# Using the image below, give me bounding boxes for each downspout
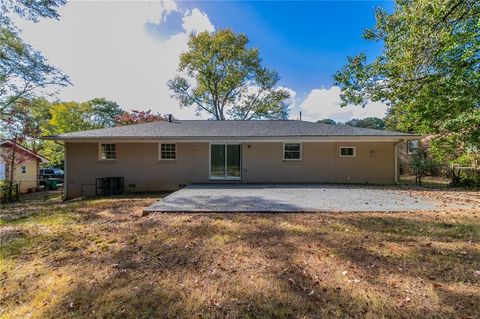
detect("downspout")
[394,139,405,184]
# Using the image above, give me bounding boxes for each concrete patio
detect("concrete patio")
[143,184,458,213]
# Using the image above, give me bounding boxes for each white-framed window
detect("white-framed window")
[283,143,302,161]
[407,140,420,154]
[99,143,116,160]
[21,165,27,174]
[339,146,356,157]
[160,143,176,160]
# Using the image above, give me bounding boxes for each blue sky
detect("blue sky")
[181,1,391,95]
[15,1,393,122]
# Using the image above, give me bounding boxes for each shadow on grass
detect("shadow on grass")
[341,215,480,242]
[2,198,480,318]
[33,216,378,318]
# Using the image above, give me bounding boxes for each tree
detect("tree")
[0,1,66,20]
[168,29,291,120]
[317,119,337,125]
[0,0,69,116]
[88,98,124,128]
[0,105,38,201]
[334,0,480,164]
[344,117,385,130]
[8,98,52,152]
[47,102,95,133]
[410,146,433,186]
[115,110,165,126]
[46,98,123,132]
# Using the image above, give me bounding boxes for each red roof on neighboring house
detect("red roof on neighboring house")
[0,140,49,163]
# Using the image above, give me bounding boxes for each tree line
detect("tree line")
[1,97,166,167]
[317,117,386,130]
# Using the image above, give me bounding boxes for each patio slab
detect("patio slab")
[144,184,464,212]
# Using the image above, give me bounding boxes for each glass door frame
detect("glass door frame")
[209,143,242,180]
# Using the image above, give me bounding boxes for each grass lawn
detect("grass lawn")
[1,191,479,319]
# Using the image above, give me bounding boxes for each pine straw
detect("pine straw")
[0,192,479,319]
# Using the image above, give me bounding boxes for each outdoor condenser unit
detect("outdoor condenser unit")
[95,177,124,196]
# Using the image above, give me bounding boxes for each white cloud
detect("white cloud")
[293,86,389,122]
[160,0,179,21]
[277,86,297,117]
[13,0,214,119]
[182,8,214,34]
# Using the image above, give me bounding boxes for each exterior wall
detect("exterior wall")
[65,142,209,198]
[0,148,39,193]
[65,141,396,199]
[243,142,395,184]
[14,160,38,193]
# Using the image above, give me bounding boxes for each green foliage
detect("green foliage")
[410,147,433,186]
[48,102,96,133]
[168,29,291,120]
[334,0,480,164]
[0,98,124,167]
[317,119,337,125]
[87,98,123,128]
[0,0,66,22]
[344,117,385,130]
[45,98,122,133]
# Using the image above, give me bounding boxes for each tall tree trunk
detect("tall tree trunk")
[7,144,16,202]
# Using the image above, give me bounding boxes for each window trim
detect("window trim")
[339,146,356,157]
[407,140,420,155]
[159,143,177,161]
[98,143,117,161]
[283,142,302,161]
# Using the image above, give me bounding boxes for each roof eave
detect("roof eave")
[0,140,49,163]
[45,135,421,143]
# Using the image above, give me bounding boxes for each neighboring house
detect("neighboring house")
[0,140,49,193]
[45,120,419,199]
[398,140,420,175]
[398,135,436,175]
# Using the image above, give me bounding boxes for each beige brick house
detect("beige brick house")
[46,120,419,199]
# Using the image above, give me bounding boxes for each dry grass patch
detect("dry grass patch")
[0,191,479,318]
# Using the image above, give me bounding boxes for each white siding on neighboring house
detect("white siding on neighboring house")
[0,158,5,180]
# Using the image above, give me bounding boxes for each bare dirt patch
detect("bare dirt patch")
[1,190,479,318]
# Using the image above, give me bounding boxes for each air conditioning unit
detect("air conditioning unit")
[95,177,124,196]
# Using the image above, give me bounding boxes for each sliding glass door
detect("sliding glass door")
[210,144,241,180]
[210,145,226,178]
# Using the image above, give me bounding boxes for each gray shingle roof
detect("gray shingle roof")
[45,120,417,140]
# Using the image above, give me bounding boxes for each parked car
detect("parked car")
[39,168,64,186]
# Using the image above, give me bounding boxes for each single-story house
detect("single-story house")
[0,140,49,193]
[45,120,419,199]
